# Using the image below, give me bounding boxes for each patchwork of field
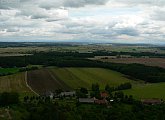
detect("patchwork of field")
[0,73,31,93]
[27,68,135,94]
[0,45,165,56]
[124,83,165,99]
[0,67,165,99]
[93,58,165,68]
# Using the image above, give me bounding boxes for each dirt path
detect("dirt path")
[25,71,39,96]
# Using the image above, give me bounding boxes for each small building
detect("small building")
[60,91,76,97]
[141,99,163,105]
[94,99,108,105]
[79,98,95,103]
[101,92,109,98]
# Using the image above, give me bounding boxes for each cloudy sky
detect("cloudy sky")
[0,0,165,44]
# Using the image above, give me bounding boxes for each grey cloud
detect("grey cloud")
[6,28,19,32]
[0,0,20,9]
[113,0,165,6]
[0,0,109,10]
[63,0,108,8]
[151,9,165,21]
[114,27,139,36]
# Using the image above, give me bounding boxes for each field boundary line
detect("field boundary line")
[25,71,39,96]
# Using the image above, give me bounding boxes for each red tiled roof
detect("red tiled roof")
[101,92,109,98]
[95,99,107,104]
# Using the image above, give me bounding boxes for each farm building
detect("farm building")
[94,99,108,105]
[79,98,95,103]
[141,99,163,105]
[101,92,109,98]
[60,91,76,97]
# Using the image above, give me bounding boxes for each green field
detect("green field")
[0,68,19,75]
[51,67,135,89]
[123,83,165,99]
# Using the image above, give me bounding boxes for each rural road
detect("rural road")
[25,71,39,96]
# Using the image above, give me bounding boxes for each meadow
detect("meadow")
[51,67,135,89]
[123,83,165,99]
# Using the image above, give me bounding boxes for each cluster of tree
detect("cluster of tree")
[90,83,101,99]
[23,96,53,103]
[1,92,164,120]
[1,51,165,67]
[105,82,132,93]
[76,87,88,98]
[112,91,134,104]
[19,66,39,72]
[0,92,19,106]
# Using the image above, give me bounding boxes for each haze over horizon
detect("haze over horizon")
[0,0,165,44]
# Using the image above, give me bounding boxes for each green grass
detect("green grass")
[123,83,165,99]
[0,68,19,74]
[51,67,135,89]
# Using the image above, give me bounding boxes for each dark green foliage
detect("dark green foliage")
[0,92,19,106]
[116,82,132,90]
[9,99,165,120]
[80,87,88,94]
[92,83,100,92]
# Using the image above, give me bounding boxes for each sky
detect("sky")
[0,0,165,44]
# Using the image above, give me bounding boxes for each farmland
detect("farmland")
[0,43,165,57]
[0,66,165,100]
[27,67,135,94]
[26,67,165,99]
[124,83,165,99]
[92,57,165,69]
[0,72,31,93]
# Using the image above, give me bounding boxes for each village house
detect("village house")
[94,99,108,105]
[78,98,95,103]
[100,92,109,98]
[60,91,76,97]
[141,99,163,105]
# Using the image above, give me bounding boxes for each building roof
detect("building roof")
[101,92,109,98]
[60,91,76,96]
[141,99,163,105]
[95,99,108,104]
[79,98,95,103]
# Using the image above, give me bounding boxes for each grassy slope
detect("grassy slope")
[51,67,135,89]
[123,83,165,99]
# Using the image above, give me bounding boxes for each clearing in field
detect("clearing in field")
[27,67,135,94]
[123,83,165,99]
